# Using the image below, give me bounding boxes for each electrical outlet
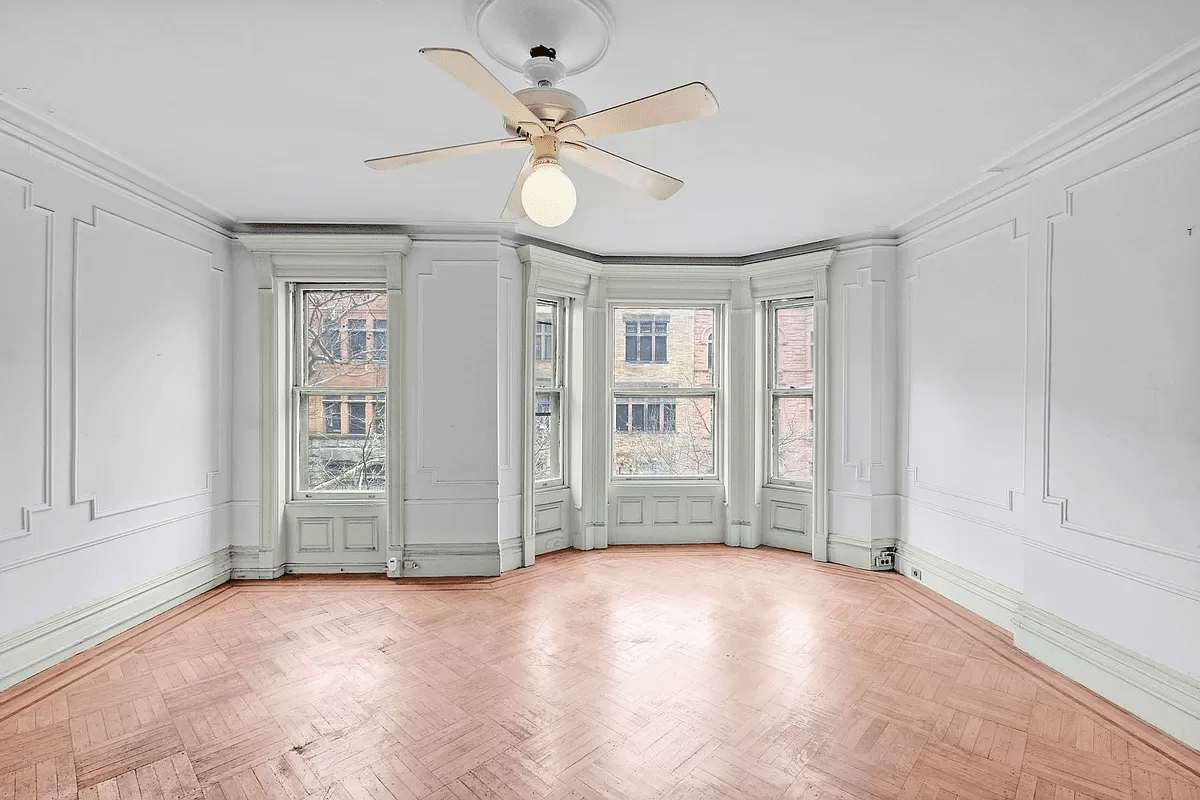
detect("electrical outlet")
[911,567,922,580]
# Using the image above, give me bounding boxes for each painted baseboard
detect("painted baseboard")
[828,534,895,571]
[282,563,386,575]
[893,541,1021,631]
[0,550,231,691]
[1014,602,1200,751]
[400,542,502,577]
[500,537,524,573]
[230,545,285,580]
[894,540,1200,752]
[608,527,724,545]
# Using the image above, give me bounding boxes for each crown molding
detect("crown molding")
[0,95,236,237]
[897,36,1200,243]
[237,233,413,255]
[234,220,519,244]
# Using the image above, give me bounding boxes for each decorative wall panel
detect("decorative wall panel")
[907,221,1026,508]
[1045,135,1200,550]
[343,517,379,552]
[0,171,53,540]
[413,262,499,486]
[297,518,334,552]
[73,210,221,518]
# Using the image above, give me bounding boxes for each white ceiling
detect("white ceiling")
[2,1,1199,256]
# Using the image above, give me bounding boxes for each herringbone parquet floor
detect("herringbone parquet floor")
[1,546,1197,799]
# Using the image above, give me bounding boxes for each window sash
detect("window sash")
[293,285,388,499]
[534,299,565,488]
[767,297,816,487]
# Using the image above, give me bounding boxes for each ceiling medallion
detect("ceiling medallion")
[469,0,615,78]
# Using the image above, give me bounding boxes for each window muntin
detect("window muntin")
[612,307,719,478]
[769,301,815,485]
[534,299,564,485]
[295,288,387,498]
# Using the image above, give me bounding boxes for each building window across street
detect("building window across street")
[624,313,668,363]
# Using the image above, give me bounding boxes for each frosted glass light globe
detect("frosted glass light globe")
[521,162,577,227]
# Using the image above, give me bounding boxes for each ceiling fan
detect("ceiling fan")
[365,45,719,227]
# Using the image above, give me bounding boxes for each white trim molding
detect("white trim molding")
[894,540,1200,751]
[893,541,1021,631]
[0,168,54,542]
[1014,602,1200,751]
[400,541,512,578]
[0,549,231,691]
[236,234,411,577]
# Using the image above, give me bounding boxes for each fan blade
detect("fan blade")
[557,82,718,141]
[420,48,547,135]
[364,138,524,170]
[561,142,683,200]
[500,155,534,220]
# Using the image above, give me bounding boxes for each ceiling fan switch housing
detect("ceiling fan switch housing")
[522,55,567,88]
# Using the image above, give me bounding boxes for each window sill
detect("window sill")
[290,495,385,504]
[764,481,814,492]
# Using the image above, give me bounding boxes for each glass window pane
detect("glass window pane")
[774,396,814,482]
[534,392,561,482]
[775,305,814,389]
[372,320,387,361]
[613,395,714,476]
[301,393,386,491]
[631,403,645,431]
[323,397,341,433]
[615,401,628,432]
[347,395,367,435]
[613,308,714,388]
[347,319,367,361]
[303,290,387,388]
[535,302,557,387]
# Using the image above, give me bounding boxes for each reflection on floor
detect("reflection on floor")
[1,545,1197,799]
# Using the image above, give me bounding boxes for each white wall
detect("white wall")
[0,108,234,688]
[894,58,1200,746]
[399,238,524,573]
[826,243,900,567]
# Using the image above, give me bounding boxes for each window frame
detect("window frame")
[767,297,815,488]
[291,284,388,501]
[610,304,722,481]
[533,297,567,490]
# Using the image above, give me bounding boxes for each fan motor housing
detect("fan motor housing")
[506,87,587,134]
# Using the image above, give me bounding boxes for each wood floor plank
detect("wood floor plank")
[0,547,1195,799]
